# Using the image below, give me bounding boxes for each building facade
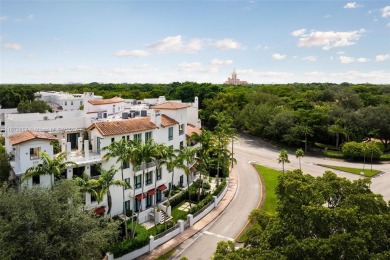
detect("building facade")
[4,95,201,223]
[224,69,248,85]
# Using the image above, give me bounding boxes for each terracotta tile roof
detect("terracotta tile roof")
[8,131,57,145]
[88,97,124,105]
[161,114,178,127]
[186,124,202,137]
[151,102,189,110]
[88,117,158,136]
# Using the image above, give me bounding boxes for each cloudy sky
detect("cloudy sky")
[1,0,389,84]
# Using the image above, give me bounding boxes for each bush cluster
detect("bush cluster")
[342,141,382,160]
[109,224,150,257]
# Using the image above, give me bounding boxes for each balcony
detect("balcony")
[64,150,103,165]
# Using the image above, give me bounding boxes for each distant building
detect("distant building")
[224,69,248,85]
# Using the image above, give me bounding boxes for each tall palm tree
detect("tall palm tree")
[73,172,99,211]
[102,139,133,239]
[295,148,304,171]
[178,146,196,207]
[91,165,130,215]
[23,151,77,186]
[294,124,313,153]
[132,139,157,212]
[328,124,347,150]
[165,148,185,207]
[278,149,290,174]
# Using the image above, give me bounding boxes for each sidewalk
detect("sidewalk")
[138,168,238,259]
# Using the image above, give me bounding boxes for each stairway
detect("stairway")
[160,210,172,224]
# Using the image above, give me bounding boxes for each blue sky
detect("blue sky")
[1,0,389,84]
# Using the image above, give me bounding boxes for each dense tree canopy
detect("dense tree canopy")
[1,82,389,151]
[0,180,119,259]
[214,170,390,259]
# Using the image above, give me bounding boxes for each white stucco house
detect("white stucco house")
[4,94,201,223]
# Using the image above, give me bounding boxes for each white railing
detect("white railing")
[109,179,229,260]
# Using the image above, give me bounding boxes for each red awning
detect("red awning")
[135,193,147,200]
[148,189,155,196]
[158,184,167,191]
[95,206,105,215]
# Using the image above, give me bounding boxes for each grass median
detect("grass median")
[318,164,381,177]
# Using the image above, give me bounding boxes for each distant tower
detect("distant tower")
[224,69,248,85]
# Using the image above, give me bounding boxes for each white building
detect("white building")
[5,95,201,223]
[36,91,102,111]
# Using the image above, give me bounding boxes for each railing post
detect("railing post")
[213,196,218,208]
[66,142,71,160]
[178,219,184,233]
[149,235,155,251]
[187,214,193,226]
[105,252,114,260]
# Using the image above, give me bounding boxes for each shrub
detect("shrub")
[110,224,150,257]
[212,179,227,197]
[342,141,382,160]
[322,150,346,159]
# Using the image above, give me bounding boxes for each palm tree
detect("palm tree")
[295,148,304,171]
[91,165,130,215]
[165,148,185,208]
[23,151,77,186]
[73,172,99,211]
[328,124,347,150]
[294,124,313,153]
[178,146,196,207]
[102,139,133,238]
[278,149,290,174]
[132,139,157,212]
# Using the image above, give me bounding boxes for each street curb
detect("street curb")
[137,168,239,259]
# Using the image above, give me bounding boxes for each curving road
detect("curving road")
[171,133,390,259]
[172,138,261,259]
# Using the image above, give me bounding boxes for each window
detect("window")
[111,137,115,143]
[156,168,162,180]
[71,101,73,105]
[127,135,130,141]
[80,101,83,105]
[179,124,184,135]
[91,192,97,203]
[90,164,100,178]
[156,190,162,202]
[124,200,131,211]
[122,136,125,140]
[124,178,130,190]
[145,131,152,142]
[32,175,40,185]
[134,133,142,142]
[168,127,173,140]
[134,175,141,189]
[30,147,41,160]
[180,141,184,149]
[123,161,130,169]
[134,198,140,212]
[179,175,184,186]
[145,171,153,185]
[64,101,67,106]
[146,194,152,208]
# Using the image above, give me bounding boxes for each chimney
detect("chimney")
[150,109,161,127]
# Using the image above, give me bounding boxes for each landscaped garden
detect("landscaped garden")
[318,164,381,177]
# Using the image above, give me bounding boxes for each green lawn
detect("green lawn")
[318,164,381,177]
[255,165,281,214]
[171,201,188,221]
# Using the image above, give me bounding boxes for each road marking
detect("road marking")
[234,164,263,241]
[203,231,234,241]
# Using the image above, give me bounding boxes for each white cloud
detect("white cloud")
[3,43,22,50]
[305,71,326,77]
[212,38,243,50]
[344,2,361,9]
[210,59,233,65]
[302,56,317,62]
[330,70,390,82]
[376,54,390,61]
[387,22,390,27]
[382,6,390,17]
[254,45,269,50]
[293,29,366,50]
[114,49,151,57]
[27,14,34,21]
[291,28,306,37]
[147,35,202,53]
[0,16,8,21]
[337,51,345,55]
[339,55,370,63]
[272,53,286,60]
[324,14,331,18]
